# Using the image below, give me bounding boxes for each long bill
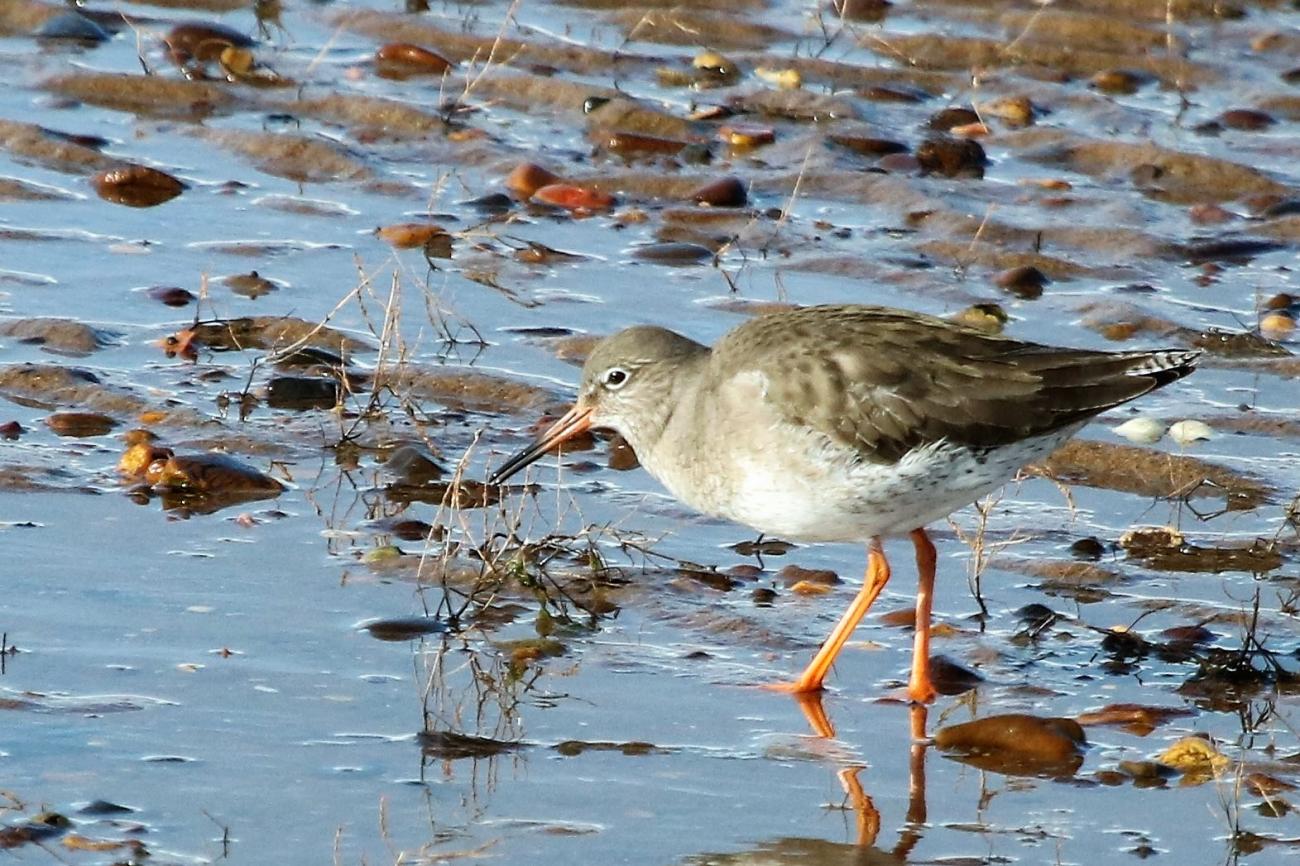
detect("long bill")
[488,403,594,485]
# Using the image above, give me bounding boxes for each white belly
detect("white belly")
[663,429,1077,543]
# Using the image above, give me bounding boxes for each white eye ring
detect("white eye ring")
[602,367,630,389]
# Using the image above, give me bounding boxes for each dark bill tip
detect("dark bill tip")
[488,406,593,485]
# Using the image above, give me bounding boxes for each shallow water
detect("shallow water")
[2,0,1299,863]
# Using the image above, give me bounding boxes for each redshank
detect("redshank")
[489,305,1200,702]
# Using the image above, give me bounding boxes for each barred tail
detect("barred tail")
[1125,349,1202,387]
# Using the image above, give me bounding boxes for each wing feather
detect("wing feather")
[708,306,1198,464]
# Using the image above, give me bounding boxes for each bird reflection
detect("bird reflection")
[787,692,929,856]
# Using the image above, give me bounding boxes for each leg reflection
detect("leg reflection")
[896,703,929,859]
[788,691,930,852]
[836,765,881,848]
[791,690,837,739]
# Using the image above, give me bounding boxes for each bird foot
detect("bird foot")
[759,680,825,695]
[757,685,836,738]
[879,683,937,705]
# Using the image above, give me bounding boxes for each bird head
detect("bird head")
[488,326,706,484]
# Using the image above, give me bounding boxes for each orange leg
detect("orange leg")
[907,529,938,704]
[777,537,891,694]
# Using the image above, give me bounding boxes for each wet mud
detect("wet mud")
[2,0,1298,864]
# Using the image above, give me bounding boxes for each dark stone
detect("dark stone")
[916,137,986,178]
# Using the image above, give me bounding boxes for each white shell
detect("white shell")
[1113,417,1166,444]
[1168,419,1213,446]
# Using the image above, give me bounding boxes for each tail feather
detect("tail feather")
[1125,348,1202,386]
[998,346,1202,431]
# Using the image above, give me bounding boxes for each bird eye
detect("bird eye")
[602,367,629,389]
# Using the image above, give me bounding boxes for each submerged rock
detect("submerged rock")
[935,714,1086,777]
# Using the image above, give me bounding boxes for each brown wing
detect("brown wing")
[710,305,1199,464]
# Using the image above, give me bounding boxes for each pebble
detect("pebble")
[831,0,892,22]
[375,223,450,249]
[164,22,254,65]
[948,121,990,138]
[631,242,714,265]
[532,184,616,213]
[994,265,1049,299]
[777,564,840,586]
[1069,537,1107,560]
[690,176,747,207]
[927,107,979,132]
[915,137,986,178]
[977,95,1034,127]
[375,43,452,76]
[223,271,277,298]
[1113,417,1166,444]
[693,50,739,79]
[600,131,689,158]
[1167,419,1213,446]
[92,165,186,208]
[950,303,1007,334]
[1188,203,1234,225]
[147,286,197,307]
[1090,69,1149,95]
[754,67,801,89]
[934,714,1086,773]
[1219,109,1274,131]
[1259,312,1295,341]
[266,376,340,411]
[929,656,982,695]
[862,85,927,103]
[45,411,117,437]
[1016,603,1057,627]
[719,124,775,147]
[36,12,110,42]
[505,162,561,198]
[828,133,908,157]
